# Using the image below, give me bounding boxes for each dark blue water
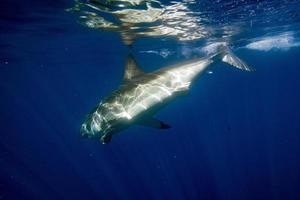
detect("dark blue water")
[1,0,300,199]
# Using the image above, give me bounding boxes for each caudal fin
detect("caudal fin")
[217,46,254,71]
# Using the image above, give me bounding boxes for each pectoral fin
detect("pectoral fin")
[138,117,171,129]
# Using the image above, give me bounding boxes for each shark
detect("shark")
[80,44,253,144]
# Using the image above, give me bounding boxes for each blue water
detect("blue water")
[1,0,300,199]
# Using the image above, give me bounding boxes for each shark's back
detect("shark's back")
[99,57,213,123]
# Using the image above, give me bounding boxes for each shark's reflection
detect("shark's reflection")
[68,0,210,45]
[81,44,253,144]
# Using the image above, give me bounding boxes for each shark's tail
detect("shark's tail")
[214,45,254,71]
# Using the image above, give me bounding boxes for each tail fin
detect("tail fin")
[216,46,254,71]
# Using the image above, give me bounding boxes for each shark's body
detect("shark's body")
[81,46,252,143]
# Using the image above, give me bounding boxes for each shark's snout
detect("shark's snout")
[80,123,94,139]
[80,124,89,138]
[80,131,89,138]
[80,120,103,139]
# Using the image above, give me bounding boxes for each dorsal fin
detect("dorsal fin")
[124,54,145,81]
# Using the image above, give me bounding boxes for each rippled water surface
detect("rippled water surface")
[68,0,300,47]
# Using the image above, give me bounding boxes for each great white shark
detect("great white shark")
[81,45,253,144]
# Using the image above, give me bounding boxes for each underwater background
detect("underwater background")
[1,0,300,199]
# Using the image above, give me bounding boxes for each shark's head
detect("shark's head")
[80,102,120,142]
[80,109,106,139]
[80,105,127,144]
